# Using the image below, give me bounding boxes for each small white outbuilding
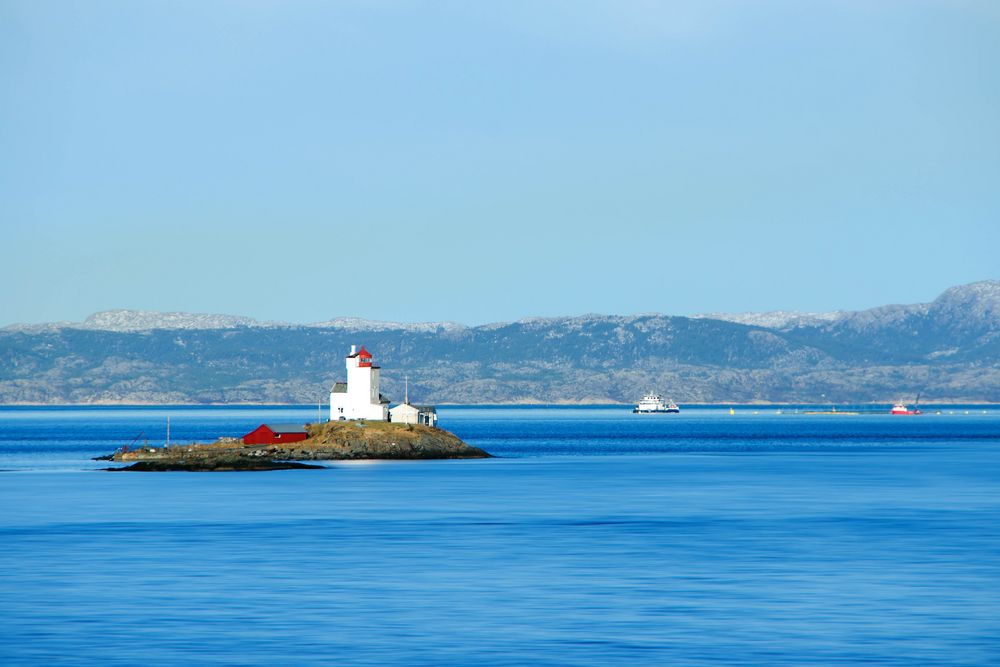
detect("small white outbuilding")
[389,402,438,427]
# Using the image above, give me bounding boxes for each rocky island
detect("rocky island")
[104,420,490,472]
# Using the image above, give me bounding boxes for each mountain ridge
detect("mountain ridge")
[1,281,997,404]
[6,280,998,335]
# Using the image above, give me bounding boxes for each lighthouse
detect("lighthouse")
[329,345,390,421]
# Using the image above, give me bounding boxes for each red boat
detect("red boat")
[890,402,922,415]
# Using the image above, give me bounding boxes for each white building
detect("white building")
[388,402,438,427]
[329,345,390,421]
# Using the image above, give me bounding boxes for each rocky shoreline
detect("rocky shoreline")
[105,460,326,472]
[102,420,490,472]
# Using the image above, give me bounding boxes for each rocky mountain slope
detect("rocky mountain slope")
[1,281,998,404]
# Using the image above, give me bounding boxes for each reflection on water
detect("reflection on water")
[1,406,999,665]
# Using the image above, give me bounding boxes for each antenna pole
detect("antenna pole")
[405,375,409,404]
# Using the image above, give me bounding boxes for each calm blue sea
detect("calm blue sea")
[2,405,999,666]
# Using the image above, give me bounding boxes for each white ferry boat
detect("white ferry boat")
[633,394,680,414]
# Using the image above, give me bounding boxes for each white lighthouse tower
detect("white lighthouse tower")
[329,345,389,421]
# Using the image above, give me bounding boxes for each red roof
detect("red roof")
[358,346,372,359]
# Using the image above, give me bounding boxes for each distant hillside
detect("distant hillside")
[1,281,998,404]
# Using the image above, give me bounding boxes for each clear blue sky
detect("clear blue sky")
[2,1,998,326]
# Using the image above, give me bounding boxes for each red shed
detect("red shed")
[242,423,309,445]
